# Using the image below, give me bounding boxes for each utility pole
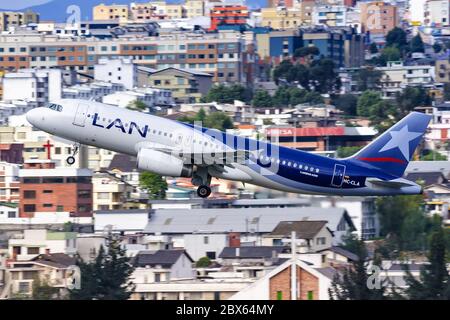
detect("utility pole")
[291,231,297,300]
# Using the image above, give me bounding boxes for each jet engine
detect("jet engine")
[137,148,193,177]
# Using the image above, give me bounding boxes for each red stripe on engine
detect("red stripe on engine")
[358,157,406,164]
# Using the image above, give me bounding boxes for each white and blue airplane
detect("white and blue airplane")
[26,99,432,198]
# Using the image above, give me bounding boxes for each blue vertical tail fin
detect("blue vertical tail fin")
[347,112,432,178]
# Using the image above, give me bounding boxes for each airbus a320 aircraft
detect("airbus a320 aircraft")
[26,99,431,198]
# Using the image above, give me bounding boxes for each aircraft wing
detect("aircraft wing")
[135,141,254,166]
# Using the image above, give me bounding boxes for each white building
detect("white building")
[102,87,174,109]
[8,229,77,261]
[62,82,124,101]
[424,0,450,26]
[2,69,62,106]
[376,61,435,98]
[94,58,138,90]
[0,101,35,126]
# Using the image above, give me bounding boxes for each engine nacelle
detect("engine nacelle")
[137,148,193,177]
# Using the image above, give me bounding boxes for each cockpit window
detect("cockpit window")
[47,103,63,112]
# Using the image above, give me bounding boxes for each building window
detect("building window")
[155,273,161,282]
[56,205,64,212]
[8,211,16,218]
[43,190,53,194]
[307,291,314,300]
[23,190,36,199]
[43,204,53,208]
[23,204,36,213]
[316,237,326,245]
[27,247,39,255]
[203,236,209,244]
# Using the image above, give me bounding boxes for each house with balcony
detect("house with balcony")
[145,67,213,104]
[3,253,75,299]
[8,229,77,261]
[92,171,134,211]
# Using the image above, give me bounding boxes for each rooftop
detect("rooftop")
[269,220,329,239]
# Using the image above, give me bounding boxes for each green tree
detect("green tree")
[404,229,450,299]
[32,276,60,300]
[70,236,135,300]
[369,42,379,54]
[420,150,448,161]
[333,94,358,116]
[357,68,382,91]
[340,231,362,254]
[396,87,430,117]
[410,34,425,53]
[272,87,323,107]
[444,83,450,101]
[139,171,168,200]
[203,84,250,104]
[379,46,401,65]
[127,100,147,111]
[196,256,212,268]
[329,239,387,300]
[433,42,443,53]
[336,146,362,158]
[309,58,340,93]
[385,27,408,50]
[204,112,234,131]
[294,46,320,58]
[252,90,273,108]
[357,91,383,117]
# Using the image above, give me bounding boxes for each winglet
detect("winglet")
[348,112,432,178]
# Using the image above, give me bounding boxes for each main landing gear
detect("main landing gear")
[66,143,80,166]
[192,167,212,198]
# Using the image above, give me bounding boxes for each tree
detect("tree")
[369,42,379,54]
[329,239,387,300]
[272,87,323,107]
[396,87,430,117]
[204,112,234,131]
[433,43,443,53]
[333,94,358,116]
[357,91,383,117]
[203,84,250,104]
[410,34,425,53]
[127,100,147,111]
[196,256,212,268]
[139,171,168,200]
[32,276,60,300]
[404,229,450,299]
[444,83,450,101]
[69,236,135,300]
[385,27,408,50]
[357,68,382,91]
[420,150,448,161]
[376,194,429,251]
[336,146,362,158]
[379,46,401,65]
[252,90,273,108]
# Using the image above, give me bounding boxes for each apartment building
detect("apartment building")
[260,7,303,30]
[0,30,247,83]
[0,11,39,32]
[94,58,137,90]
[146,67,213,103]
[359,1,398,35]
[19,162,93,218]
[2,69,62,106]
[93,3,130,22]
[0,162,20,204]
[376,61,435,98]
[209,5,249,31]
[185,0,206,19]
[312,5,351,27]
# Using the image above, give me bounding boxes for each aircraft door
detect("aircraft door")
[73,103,90,127]
[331,164,346,187]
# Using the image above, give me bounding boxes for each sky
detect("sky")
[0,0,51,10]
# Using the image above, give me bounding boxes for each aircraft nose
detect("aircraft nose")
[26,108,42,127]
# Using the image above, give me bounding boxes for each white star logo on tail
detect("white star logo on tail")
[379,125,423,160]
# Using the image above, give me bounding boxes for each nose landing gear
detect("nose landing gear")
[66,143,80,166]
[197,185,212,198]
[192,167,212,198]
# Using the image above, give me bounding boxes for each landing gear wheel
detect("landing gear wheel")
[197,185,211,198]
[66,156,76,166]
